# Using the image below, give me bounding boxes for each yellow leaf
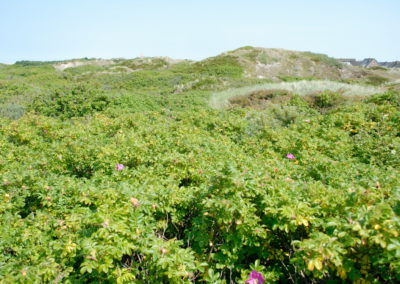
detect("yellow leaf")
[315,259,323,270]
[307,261,315,271]
[338,267,347,279]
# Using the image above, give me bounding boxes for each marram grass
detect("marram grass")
[210,80,385,109]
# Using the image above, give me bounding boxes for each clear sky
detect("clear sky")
[0,0,399,63]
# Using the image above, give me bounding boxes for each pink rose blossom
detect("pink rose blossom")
[116,163,124,171]
[287,153,296,159]
[245,270,265,284]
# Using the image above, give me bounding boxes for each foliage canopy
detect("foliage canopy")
[0,54,399,283]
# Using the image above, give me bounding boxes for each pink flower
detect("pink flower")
[286,153,296,159]
[245,270,265,284]
[116,163,124,171]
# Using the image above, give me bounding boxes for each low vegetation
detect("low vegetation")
[210,80,385,109]
[0,48,399,283]
[302,51,343,69]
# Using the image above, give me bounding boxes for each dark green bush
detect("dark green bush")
[14,60,61,66]
[229,89,293,108]
[305,90,346,109]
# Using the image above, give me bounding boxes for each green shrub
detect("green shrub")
[0,52,400,283]
[305,90,346,109]
[229,89,293,108]
[190,77,219,90]
[303,52,343,68]
[30,84,111,119]
[279,76,316,82]
[192,55,243,77]
[369,66,388,71]
[268,105,305,126]
[0,103,25,119]
[366,91,400,106]
[366,75,389,86]
[14,60,61,66]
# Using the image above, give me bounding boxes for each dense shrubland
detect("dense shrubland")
[0,51,399,283]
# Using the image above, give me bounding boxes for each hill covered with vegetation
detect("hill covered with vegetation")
[0,47,399,283]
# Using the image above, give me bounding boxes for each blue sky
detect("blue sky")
[0,0,399,63]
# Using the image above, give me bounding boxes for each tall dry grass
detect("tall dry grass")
[210,80,385,109]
